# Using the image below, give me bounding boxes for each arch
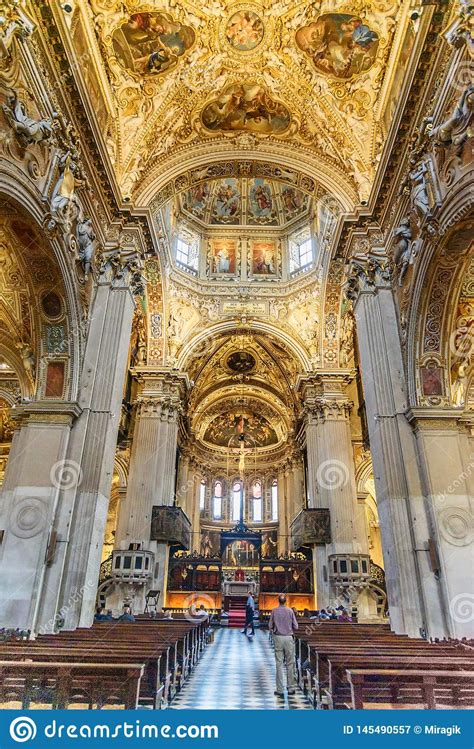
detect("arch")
[405,172,474,406]
[135,148,357,212]
[407,217,473,407]
[177,319,313,371]
[0,170,84,401]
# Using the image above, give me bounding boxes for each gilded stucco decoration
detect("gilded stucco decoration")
[79,0,406,202]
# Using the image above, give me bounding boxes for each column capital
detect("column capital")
[343,227,392,303]
[97,242,145,296]
[297,371,354,418]
[132,368,190,420]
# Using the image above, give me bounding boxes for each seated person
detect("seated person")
[118,605,135,622]
[310,610,320,620]
[95,607,113,621]
[319,608,330,619]
[163,610,173,620]
[338,608,353,622]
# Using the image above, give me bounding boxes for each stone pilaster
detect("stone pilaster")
[407,409,474,639]
[0,402,81,630]
[298,372,366,607]
[50,247,143,631]
[112,369,189,611]
[345,241,437,636]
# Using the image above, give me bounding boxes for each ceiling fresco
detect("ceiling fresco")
[70,0,412,203]
[111,12,196,76]
[203,409,278,448]
[179,176,309,227]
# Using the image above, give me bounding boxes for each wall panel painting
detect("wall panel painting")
[209,239,237,275]
[250,240,277,276]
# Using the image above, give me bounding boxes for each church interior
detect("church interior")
[0,0,472,711]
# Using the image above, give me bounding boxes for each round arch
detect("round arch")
[177,319,313,372]
[0,170,84,401]
[134,147,357,211]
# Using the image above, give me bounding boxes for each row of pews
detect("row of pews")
[295,621,474,710]
[0,614,209,709]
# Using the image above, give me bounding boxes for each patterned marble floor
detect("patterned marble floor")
[170,627,312,710]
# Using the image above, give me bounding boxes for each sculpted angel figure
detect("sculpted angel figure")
[452,357,471,407]
[2,91,53,147]
[393,217,413,286]
[408,160,430,222]
[16,341,35,382]
[51,152,84,232]
[432,85,473,150]
[76,218,95,280]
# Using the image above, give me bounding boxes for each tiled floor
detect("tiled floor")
[170,627,312,710]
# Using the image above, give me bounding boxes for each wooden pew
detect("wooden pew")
[327,655,473,709]
[0,661,144,709]
[0,645,167,709]
[347,668,474,709]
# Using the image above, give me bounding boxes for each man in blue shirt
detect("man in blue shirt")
[241,591,255,636]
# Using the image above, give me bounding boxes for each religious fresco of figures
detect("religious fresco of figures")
[203,411,278,448]
[225,10,264,51]
[200,529,221,558]
[280,185,309,220]
[248,179,278,225]
[209,239,238,276]
[211,179,240,224]
[223,540,259,567]
[182,183,211,219]
[111,12,195,76]
[261,530,278,559]
[250,240,278,276]
[201,83,291,135]
[420,362,444,397]
[295,14,379,80]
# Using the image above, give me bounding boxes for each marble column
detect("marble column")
[277,469,288,554]
[0,402,80,630]
[49,248,142,631]
[408,410,474,639]
[299,373,367,608]
[346,246,438,636]
[112,369,189,611]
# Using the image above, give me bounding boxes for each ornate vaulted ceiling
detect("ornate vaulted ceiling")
[63,0,417,207]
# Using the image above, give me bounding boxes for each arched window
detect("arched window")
[232,481,242,522]
[199,479,206,512]
[271,479,278,521]
[251,480,262,522]
[213,480,223,520]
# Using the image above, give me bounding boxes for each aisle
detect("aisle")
[170,627,311,710]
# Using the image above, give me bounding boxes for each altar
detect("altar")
[222,579,257,597]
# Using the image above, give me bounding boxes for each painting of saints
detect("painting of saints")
[296,14,379,79]
[202,83,291,135]
[212,179,240,223]
[251,241,277,275]
[420,364,443,396]
[281,186,307,218]
[249,179,277,224]
[210,240,237,275]
[112,12,195,76]
[183,183,210,218]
